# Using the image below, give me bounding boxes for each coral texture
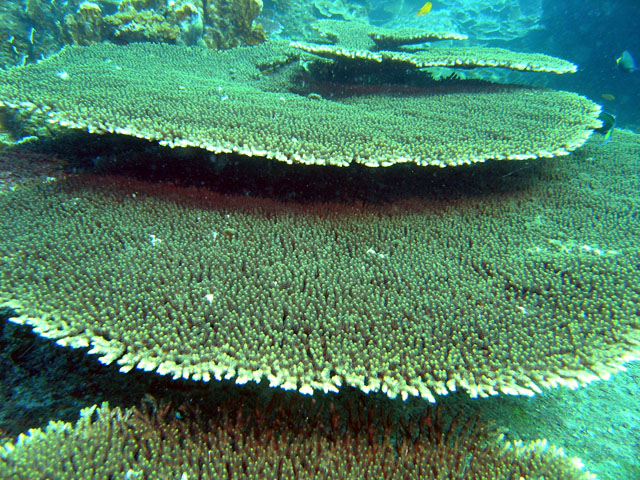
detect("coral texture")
[63,2,104,46]
[0,132,638,402]
[0,42,600,167]
[294,19,577,74]
[203,0,266,49]
[0,392,596,479]
[64,0,266,48]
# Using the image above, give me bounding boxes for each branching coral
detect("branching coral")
[0,391,597,479]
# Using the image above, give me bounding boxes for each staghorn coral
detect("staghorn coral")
[294,40,578,74]
[0,131,638,402]
[0,42,600,167]
[0,390,596,479]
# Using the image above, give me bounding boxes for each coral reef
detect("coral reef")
[294,20,576,74]
[0,127,638,403]
[63,0,256,48]
[0,0,548,69]
[101,4,182,44]
[1,132,640,478]
[0,4,636,480]
[63,2,104,46]
[0,391,596,479]
[202,0,266,49]
[0,41,599,167]
[269,0,544,51]
[0,0,264,69]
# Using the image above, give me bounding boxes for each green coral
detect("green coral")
[0,130,638,403]
[103,6,181,44]
[0,392,596,479]
[293,19,577,74]
[63,2,104,46]
[58,0,263,49]
[203,0,266,49]
[0,42,600,167]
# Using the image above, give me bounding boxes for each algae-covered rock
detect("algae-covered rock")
[103,5,181,44]
[4,0,264,64]
[203,0,266,49]
[63,2,104,46]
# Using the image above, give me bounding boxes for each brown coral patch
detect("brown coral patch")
[0,389,596,479]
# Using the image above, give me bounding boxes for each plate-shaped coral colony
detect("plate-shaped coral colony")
[0,388,598,479]
[0,27,600,167]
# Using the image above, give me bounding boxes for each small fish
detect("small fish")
[601,93,615,101]
[256,9,284,36]
[595,111,616,145]
[616,50,636,72]
[417,1,433,16]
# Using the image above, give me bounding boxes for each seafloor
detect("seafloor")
[0,128,639,479]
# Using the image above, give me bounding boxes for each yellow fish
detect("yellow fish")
[601,93,615,101]
[417,1,433,16]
